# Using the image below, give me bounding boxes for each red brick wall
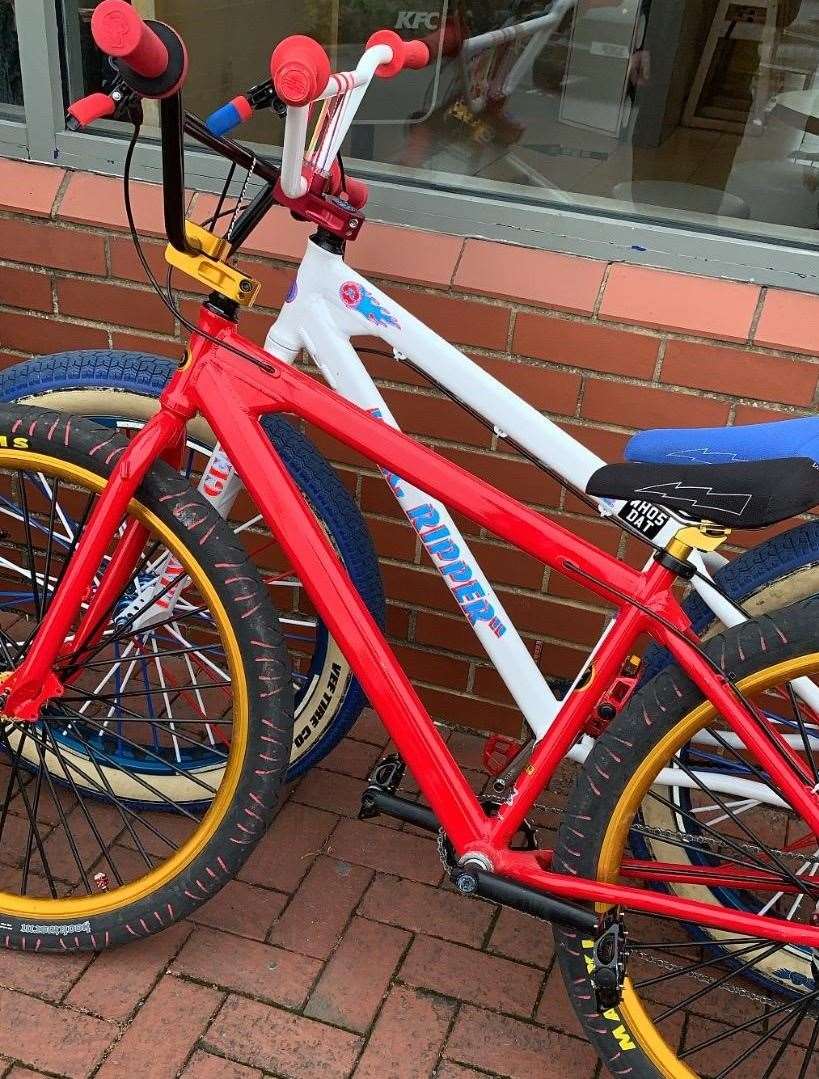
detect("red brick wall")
[2,158,819,737]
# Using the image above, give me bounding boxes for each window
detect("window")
[6,2,819,287]
[0,0,22,113]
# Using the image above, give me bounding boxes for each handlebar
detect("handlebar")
[75,12,438,257]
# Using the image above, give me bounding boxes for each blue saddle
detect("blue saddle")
[626,416,819,467]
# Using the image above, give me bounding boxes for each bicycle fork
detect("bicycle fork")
[115,442,243,632]
[1,407,186,720]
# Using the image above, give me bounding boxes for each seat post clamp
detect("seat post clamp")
[653,548,696,579]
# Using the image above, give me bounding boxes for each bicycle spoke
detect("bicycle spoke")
[797,1015,819,1079]
[30,724,183,860]
[20,741,46,894]
[17,472,41,620]
[680,987,819,1059]
[0,726,58,897]
[714,997,812,1078]
[59,678,231,704]
[642,787,796,881]
[784,682,819,785]
[39,724,125,888]
[58,707,218,802]
[63,722,155,870]
[11,724,92,892]
[61,600,212,671]
[760,1000,812,1079]
[634,937,774,990]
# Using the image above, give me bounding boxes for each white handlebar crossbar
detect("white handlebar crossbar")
[277,5,579,200]
[279,43,393,198]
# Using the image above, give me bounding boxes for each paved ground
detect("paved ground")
[0,709,601,1079]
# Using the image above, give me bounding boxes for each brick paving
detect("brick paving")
[0,710,602,1079]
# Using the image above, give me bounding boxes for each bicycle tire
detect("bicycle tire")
[640,519,819,684]
[554,600,819,1077]
[0,403,291,950]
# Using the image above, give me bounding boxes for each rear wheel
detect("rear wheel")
[0,404,291,950]
[555,603,819,1077]
[0,350,385,795]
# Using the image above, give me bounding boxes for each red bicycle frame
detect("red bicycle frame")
[7,303,819,948]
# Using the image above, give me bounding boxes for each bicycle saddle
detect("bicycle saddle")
[586,457,819,529]
[625,415,819,467]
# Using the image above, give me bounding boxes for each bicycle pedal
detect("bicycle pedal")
[590,908,628,1012]
[483,734,521,777]
[359,753,406,820]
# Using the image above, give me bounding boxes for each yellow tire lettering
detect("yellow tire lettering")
[612,1025,636,1051]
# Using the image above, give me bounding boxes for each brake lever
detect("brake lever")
[66,80,143,132]
[245,78,286,118]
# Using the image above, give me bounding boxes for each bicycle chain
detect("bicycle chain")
[533,801,819,868]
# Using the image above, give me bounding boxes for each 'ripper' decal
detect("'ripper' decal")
[407,503,506,634]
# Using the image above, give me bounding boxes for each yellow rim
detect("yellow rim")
[596,652,819,1078]
[0,451,248,920]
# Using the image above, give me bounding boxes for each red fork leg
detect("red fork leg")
[2,410,183,719]
[59,518,152,669]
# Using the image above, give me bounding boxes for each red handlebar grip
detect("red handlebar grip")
[270,36,331,107]
[366,30,431,78]
[91,0,169,79]
[403,40,431,70]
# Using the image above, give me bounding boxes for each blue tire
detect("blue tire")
[0,350,385,785]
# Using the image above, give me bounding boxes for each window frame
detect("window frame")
[10,0,819,294]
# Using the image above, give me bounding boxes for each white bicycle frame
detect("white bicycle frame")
[146,25,818,811]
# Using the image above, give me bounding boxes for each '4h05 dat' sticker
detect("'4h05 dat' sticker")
[617,499,669,541]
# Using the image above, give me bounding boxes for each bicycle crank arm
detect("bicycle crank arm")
[358,762,597,933]
[359,787,440,832]
[452,866,597,933]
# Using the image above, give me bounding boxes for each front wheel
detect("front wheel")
[0,405,292,950]
[554,602,819,1078]
[0,350,385,794]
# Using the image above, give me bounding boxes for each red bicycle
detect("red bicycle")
[1,4,818,1075]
